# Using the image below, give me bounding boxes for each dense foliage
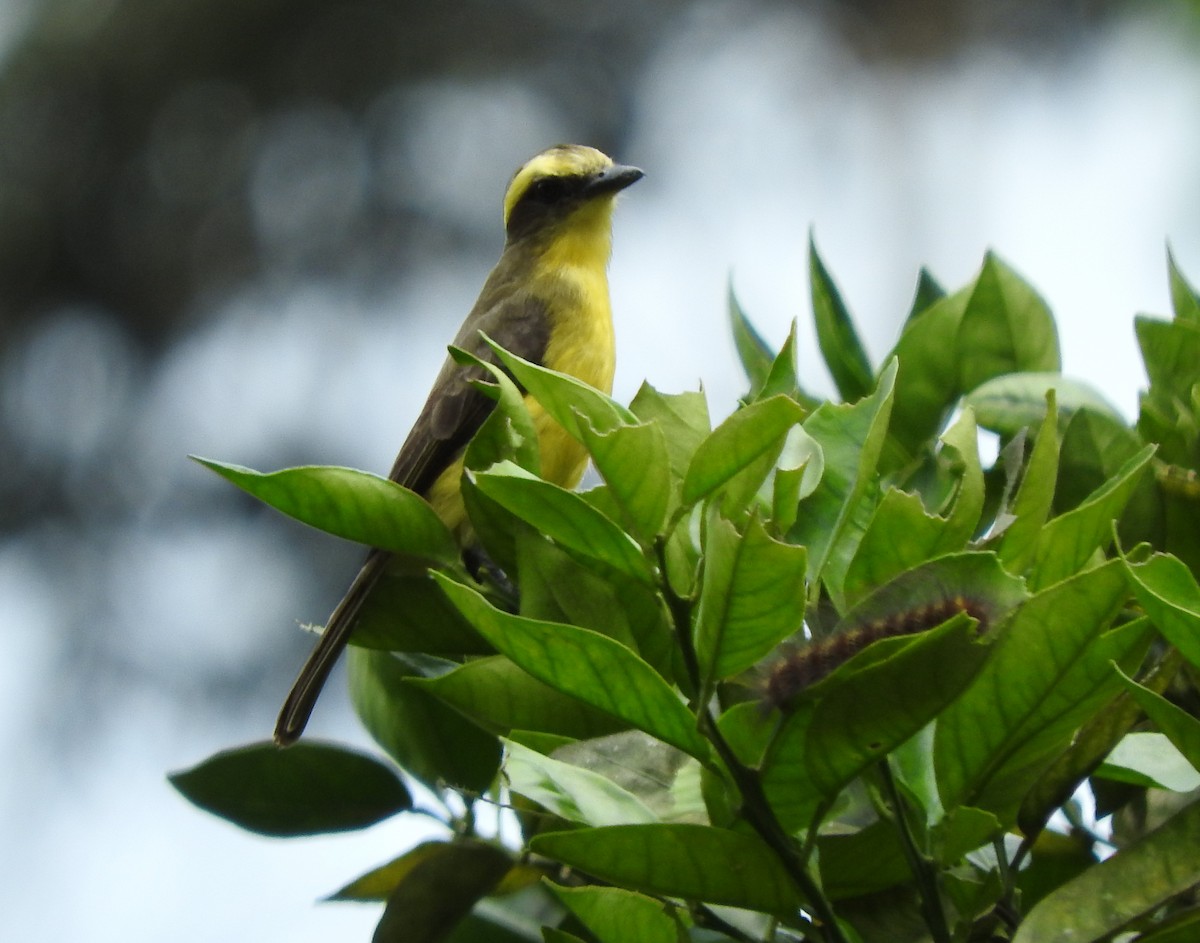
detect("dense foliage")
[172,243,1200,942]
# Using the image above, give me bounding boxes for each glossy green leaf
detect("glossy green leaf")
[682,394,805,506]
[413,656,625,740]
[1168,246,1200,324]
[347,648,501,793]
[485,335,635,438]
[938,406,985,545]
[472,462,652,585]
[998,391,1060,575]
[433,574,711,761]
[810,233,873,402]
[371,839,513,943]
[1056,407,1145,514]
[168,741,410,837]
[191,459,458,565]
[935,561,1144,820]
[758,321,808,403]
[884,284,973,469]
[790,360,897,601]
[806,613,991,797]
[842,487,944,601]
[551,885,681,943]
[1013,797,1200,943]
[728,279,775,395]
[694,511,807,683]
[1124,551,1200,667]
[957,252,1061,393]
[759,701,822,833]
[839,551,1027,641]
[504,740,658,826]
[577,417,672,540]
[1116,667,1200,774]
[1137,316,1200,405]
[628,383,711,482]
[530,825,802,917]
[454,346,542,478]
[514,530,670,670]
[965,372,1123,437]
[1028,444,1154,591]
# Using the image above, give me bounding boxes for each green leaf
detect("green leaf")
[484,335,636,438]
[1013,797,1200,943]
[551,885,681,943]
[840,551,1028,641]
[682,394,806,506]
[472,462,653,585]
[847,409,987,600]
[371,840,513,943]
[413,656,626,740]
[790,360,897,602]
[1096,732,1200,792]
[1168,246,1200,324]
[168,741,410,837]
[805,612,992,798]
[1056,407,1145,513]
[328,840,528,902]
[758,321,807,402]
[694,510,807,683]
[1136,315,1200,405]
[759,701,822,833]
[957,252,1061,393]
[514,531,671,670]
[1116,666,1200,774]
[628,383,711,483]
[906,267,946,321]
[349,567,491,654]
[883,284,973,469]
[818,820,910,900]
[728,280,775,395]
[530,825,802,917]
[1028,444,1155,591]
[934,561,1146,821]
[433,574,711,762]
[191,459,458,565]
[347,648,502,793]
[938,406,986,546]
[504,740,658,827]
[1124,551,1200,667]
[455,346,542,478]
[998,391,1061,575]
[577,417,672,541]
[966,372,1123,437]
[810,233,873,401]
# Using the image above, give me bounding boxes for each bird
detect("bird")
[274,144,643,745]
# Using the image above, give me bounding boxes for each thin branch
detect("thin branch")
[877,759,951,943]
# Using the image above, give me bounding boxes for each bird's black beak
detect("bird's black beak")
[583,163,644,198]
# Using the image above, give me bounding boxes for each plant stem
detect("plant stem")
[702,712,849,943]
[877,759,951,943]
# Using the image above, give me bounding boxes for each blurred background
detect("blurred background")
[2,0,1199,938]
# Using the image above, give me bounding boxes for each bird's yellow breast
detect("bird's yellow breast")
[425,206,617,540]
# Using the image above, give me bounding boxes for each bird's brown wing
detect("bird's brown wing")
[388,290,551,494]
[274,291,551,745]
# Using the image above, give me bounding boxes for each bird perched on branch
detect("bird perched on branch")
[274,144,643,745]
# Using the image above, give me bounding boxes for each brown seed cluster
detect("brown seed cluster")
[761,595,990,712]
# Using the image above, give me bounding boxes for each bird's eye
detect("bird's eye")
[529,177,568,203]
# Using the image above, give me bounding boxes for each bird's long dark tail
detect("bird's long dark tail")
[273,549,389,746]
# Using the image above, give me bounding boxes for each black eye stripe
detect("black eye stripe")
[525,174,588,205]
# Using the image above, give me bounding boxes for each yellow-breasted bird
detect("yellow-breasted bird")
[274,144,642,746]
